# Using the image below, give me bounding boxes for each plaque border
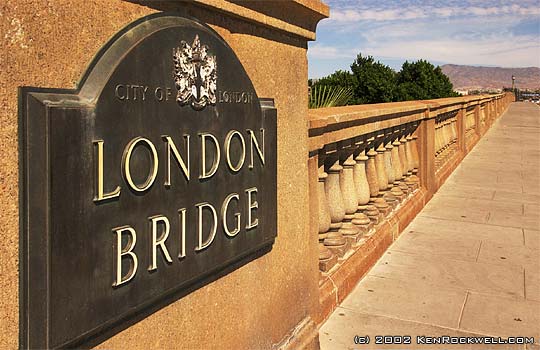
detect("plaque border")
[19,13,277,349]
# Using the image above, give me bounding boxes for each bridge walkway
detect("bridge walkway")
[320,102,540,349]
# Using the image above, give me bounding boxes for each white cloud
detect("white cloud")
[361,37,540,67]
[308,44,354,59]
[328,4,540,23]
[310,0,540,75]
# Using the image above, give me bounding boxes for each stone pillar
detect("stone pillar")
[456,106,467,154]
[352,143,373,236]
[382,131,399,206]
[433,121,439,158]
[338,153,361,244]
[397,132,411,194]
[324,159,350,257]
[474,104,481,136]
[418,115,437,196]
[392,131,403,183]
[411,130,421,178]
[388,130,405,201]
[373,135,391,216]
[404,126,420,189]
[317,165,337,272]
[365,138,382,224]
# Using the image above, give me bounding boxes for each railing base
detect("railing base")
[436,150,465,189]
[316,188,428,325]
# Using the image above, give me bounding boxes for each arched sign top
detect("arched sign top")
[19,13,276,349]
[78,14,257,105]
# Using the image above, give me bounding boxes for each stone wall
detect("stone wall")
[0,1,327,348]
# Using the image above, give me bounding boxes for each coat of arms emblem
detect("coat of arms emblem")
[173,35,217,110]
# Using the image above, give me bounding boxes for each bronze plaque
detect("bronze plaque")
[19,14,277,349]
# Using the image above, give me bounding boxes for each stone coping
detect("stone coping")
[190,0,329,40]
[308,93,508,153]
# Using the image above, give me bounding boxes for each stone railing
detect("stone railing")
[307,93,514,323]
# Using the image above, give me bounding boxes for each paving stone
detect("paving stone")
[370,250,524,299]
[524,229,540,250]
[340,275,466,328]
[405,216,524,247]
[488,211,540,230]
[320,308,525,350]
[420,205,490,224]
[460,292,540,342]
[391,230,481,262]
[477,241,540,270]
[493,191,540,205]
[525,269,540,302]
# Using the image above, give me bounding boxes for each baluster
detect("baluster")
[408,124,420,188]
[365,137,382,224]
[441,119,449,162]
[411,126,420,174]
[373,135,391,216]
[317,165,337,272]
[391,131,405,199]
[434,121,442,168]
[382,130,399,207]
[352,144,373,235]
[373,133,392,215]
[441,119,448,154]
[387,134,404,201]
[339,152,361,244]
[391,130,403,180]
[404,126,419,190]
[398,131,411,194]
[324,159,350,257]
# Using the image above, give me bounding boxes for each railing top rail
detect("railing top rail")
[308,93,510,153]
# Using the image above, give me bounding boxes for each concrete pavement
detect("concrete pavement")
[319,102,540,350]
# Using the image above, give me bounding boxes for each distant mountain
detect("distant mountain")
[441,64,540,90]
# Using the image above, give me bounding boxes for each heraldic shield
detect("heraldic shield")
[173,34,217,110]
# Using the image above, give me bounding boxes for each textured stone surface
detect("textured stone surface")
[0,1,326,349]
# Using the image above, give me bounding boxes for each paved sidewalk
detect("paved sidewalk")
[320,102,540,350]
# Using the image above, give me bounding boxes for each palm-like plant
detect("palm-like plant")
[309,85,353,108]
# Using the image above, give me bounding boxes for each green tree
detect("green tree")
[309,54,458,106]
[350,54,397,104]
[396,60,458,100]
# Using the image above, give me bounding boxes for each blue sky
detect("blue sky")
[308,0,540,78]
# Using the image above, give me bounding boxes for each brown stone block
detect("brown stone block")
[317,277,338,325]
[319,254,338,273]
[317,221,394,323]
[396,189,428,235]
[277,317,320,350]
[326,240,351,258]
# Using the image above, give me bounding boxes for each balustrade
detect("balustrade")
[434,111,459,170]
[309,93,513,277]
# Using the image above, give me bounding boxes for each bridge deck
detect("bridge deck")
[320,102,540,349]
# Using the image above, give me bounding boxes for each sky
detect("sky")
[308,0,540,78]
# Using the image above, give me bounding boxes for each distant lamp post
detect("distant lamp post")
[512,75,516,99]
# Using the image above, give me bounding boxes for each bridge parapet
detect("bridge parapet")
[307,93,514,323]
